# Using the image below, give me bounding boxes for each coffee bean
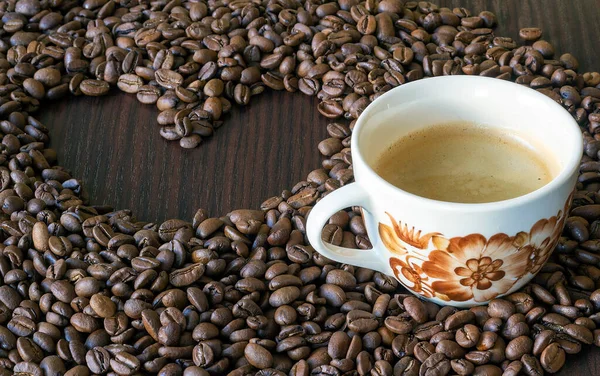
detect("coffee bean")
[17,337,44,362]
[8,315,36,337]
[451,359,474,375]
[519,28,543,41]
[392,356,419,376]
[412,321,442,342]
[420,353,451,375]
[435,340,465,360]
[70,313,99,333]
[32,221,49,251]
[327,331,350,359]
[90,294,116,318]
[269,286,301,307]
[137,85,162,104]
[110,351,141,374]
[473,364,502,376]
[34,67,61,87]
[560,53,580,71]
[13,362,44,376]
[234,84,251,105]
[299,78,320,96]
[348,310,379,333]
[533,329,555,356]
[40,356,67,375]
[51,280,76,303]
[540,342,566,373]
[319,284,346,307]
[79,79,110,96]
[117,74,143,94]
[245,343,273,369]
[455,324,480,348]
[325,269,356,290]
[86,347,110,374]
[445,310,475,330]
[204,79,224,97]
[414,341,435,363]
[23,78,45,99]
[385,315,414,334]
[564,323,594,344]
[521,354,544,376]
[506,336,533,360]
[488,299,515,320]
[155,69,183,90]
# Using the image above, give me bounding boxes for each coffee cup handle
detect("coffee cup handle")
[307,183,386,273]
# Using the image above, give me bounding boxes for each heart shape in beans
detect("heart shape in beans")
[41,91,328,221]
[0,0,599,376]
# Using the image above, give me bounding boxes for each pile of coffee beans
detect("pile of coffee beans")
[1,0,600,375]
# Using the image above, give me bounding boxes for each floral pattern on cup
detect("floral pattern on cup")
[383,193,572,303]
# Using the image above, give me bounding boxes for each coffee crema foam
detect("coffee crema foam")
[374,122,557,204]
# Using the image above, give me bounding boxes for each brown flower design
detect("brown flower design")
[390,256,433,298]
[385,212,441,249]
[422,234,528,302]
[379,223,407,255]
[513,215,560,275]
[552,210,566,245]
[381,194,571,304]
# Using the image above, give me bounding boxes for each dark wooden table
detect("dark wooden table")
[39,1,600,374]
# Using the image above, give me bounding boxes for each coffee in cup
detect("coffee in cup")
[373,122,559,203]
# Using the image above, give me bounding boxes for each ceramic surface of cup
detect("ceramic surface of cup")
[306,76,582,307]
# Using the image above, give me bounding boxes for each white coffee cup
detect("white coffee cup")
[307,76,582,307]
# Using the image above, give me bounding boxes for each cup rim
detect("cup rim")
[351,76,583,212]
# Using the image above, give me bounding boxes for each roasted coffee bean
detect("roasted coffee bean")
[420,353,451,375]
[488,299,515,320]
[117,74,143,94]
[17,337,44,362]
[521,354,544,376]
[404,296,428,324]
[155,69,183,90]
[86,347,110,374]
[473,364,502,376]
[505,336,533,360]
[110,351,141,374]
[385,315,414,334]
[451,359,474,375]
[245,343,273,369]
[348,310,379,333]
[533,329,555,356]
[90,294,116,318]
[435,339,465,360]
[414,341,435,363]
[445,310,475,330]
[328,331,351,359]
[456,324,480,348]
[540,342,566,373]
[269,286,301,307]
[519,28,543,41]
[79,80,110,96]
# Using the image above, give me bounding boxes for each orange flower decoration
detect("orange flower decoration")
[381,200,568,304]
[552,210,566,245]
[513,216,559,275]
[390,256,433,298]
[385,212,441,249]
[379,223,407,255]
[422,234,528,302]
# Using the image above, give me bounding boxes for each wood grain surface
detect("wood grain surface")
[39,0,600,373]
